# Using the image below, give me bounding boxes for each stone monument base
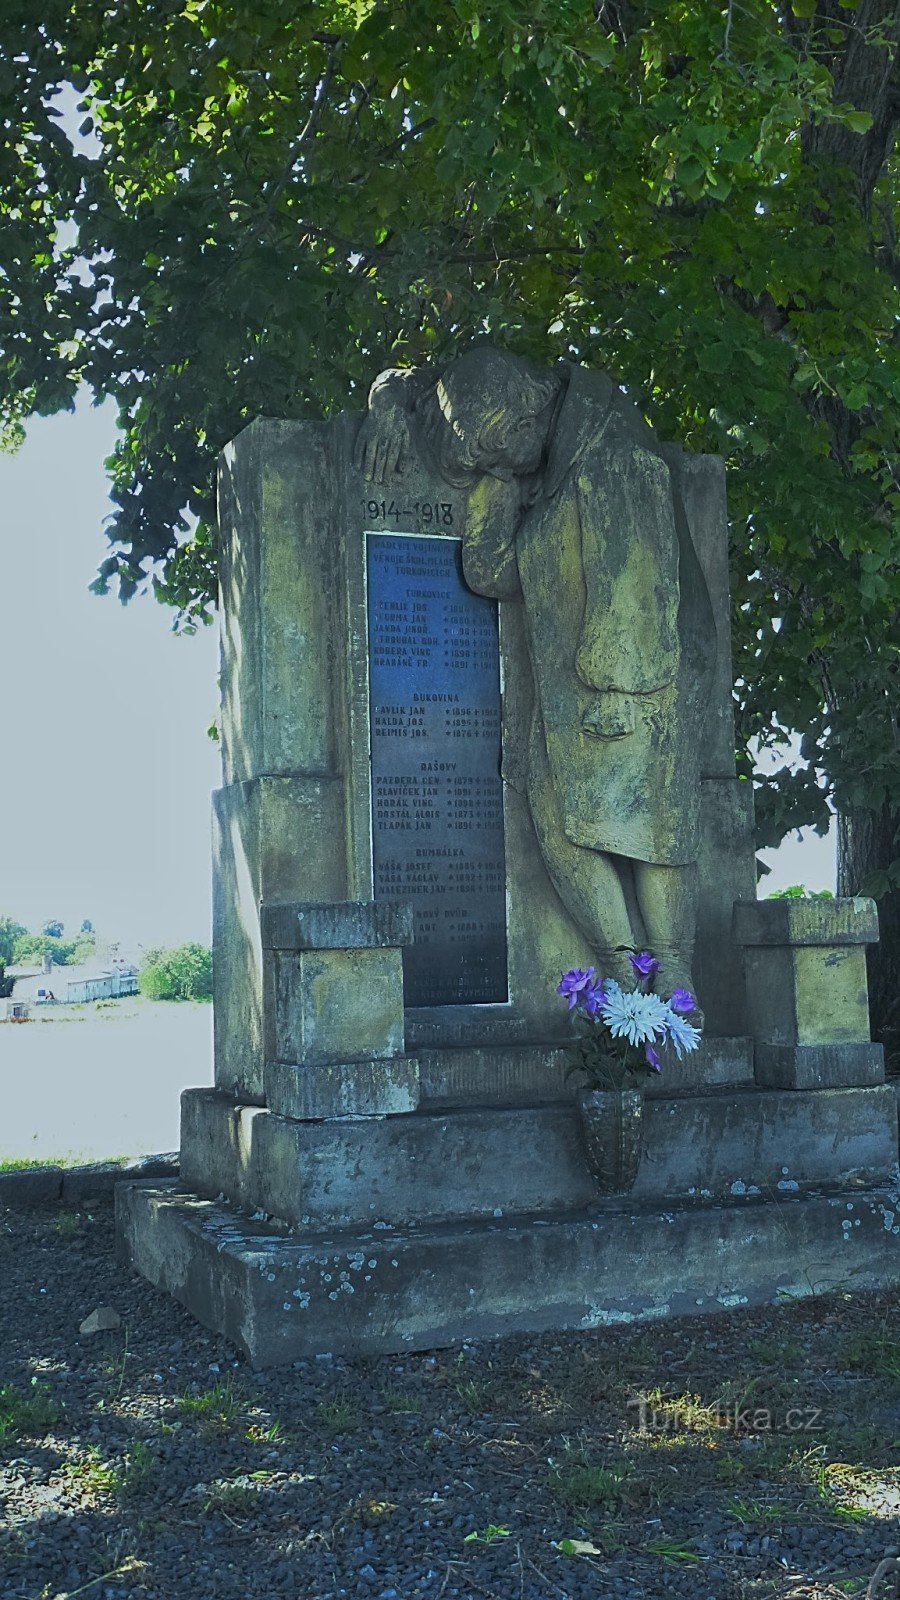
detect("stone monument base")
[116,1050,900,1365]
[117,1178,900,1367]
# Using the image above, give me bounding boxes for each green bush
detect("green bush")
[138,943,212,1001]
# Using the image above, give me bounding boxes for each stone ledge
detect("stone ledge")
[0,1154,179,1207]
[116,1180,900,1365]
[733,897,879,948]
[755,1043,885,1091]
[261,901,413,951]
[417,1038,754,1108]
[265,1057,420,1120]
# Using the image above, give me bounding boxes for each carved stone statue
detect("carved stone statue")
[355,347,716,999]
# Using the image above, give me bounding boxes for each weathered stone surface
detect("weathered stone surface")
[179,1084,897,1230]
[416,1038,754,1108]
[755,1043,885,1091]
[213,390,754,1062]
[260,900,413,952]
[270,947,405,1067]
[180,1090,265,1212]
[662,449,736,779]
[734,896,879,947]
[117,1180,900,1365]
[0,1166,63,1203]
[742,945,871,1046]
[218,419,339,788]
[265,1057,420,1120]
[213,775,345,1101]
[694,780,756,1036]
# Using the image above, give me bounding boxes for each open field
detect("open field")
[0,998,212,1164]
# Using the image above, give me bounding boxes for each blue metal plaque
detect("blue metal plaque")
[366,532,508,1007]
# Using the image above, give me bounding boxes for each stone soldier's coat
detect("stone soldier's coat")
[460,364,716,866]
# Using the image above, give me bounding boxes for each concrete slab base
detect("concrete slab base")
[117,1179,900,1367]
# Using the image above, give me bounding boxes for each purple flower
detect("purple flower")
[645,1043,662,1072]
[582,978,607,1017]
[668,987,696,1014]
[557,967,596,1009]
[628,950,660,980]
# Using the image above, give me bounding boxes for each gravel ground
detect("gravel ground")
[1,1200,898,1600]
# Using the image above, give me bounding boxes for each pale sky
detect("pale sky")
[0,396,220,951]
[0,393,834,957]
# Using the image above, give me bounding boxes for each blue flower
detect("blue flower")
[628,950,660,980]
[557,967,596,1009]
[645,1043,662,1072]
[600,983,670,1047]
[581,978,607,1017]
[668,987,696,1014]
[661,1009,702,1059]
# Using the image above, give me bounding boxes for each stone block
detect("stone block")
[755,1043,885,1091]
[213,774,346,1101]
[117,1180,900,1365]
[0,1166,63,1204]
[734,897,879,947]
[180,1089,266,1211]
[261,900,413,951]
[734,896,878,1049]
[265,1058,420,1120]
[694,779,757,1036]
[270,947,405,1067]
[742,944,871,1046]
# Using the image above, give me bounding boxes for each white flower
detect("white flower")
[661,1007,702,1058]
[600,983,670,1047]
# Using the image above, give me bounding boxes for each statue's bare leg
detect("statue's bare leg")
[633,860,698,999]
[527,719,641,983]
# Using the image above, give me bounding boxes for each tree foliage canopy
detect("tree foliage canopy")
[2,0,900,870]
[138,942,212,1000]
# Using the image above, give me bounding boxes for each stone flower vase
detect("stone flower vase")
[575,1087,644,1194]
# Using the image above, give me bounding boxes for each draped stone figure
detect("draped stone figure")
[355,347,716,999]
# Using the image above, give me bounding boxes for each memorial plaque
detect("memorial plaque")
[366,532,508,1007]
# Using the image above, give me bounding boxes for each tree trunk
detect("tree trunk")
[837,806,900,1073]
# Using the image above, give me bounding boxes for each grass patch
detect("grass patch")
[0,1157,61,1172]
[548,1448,638,1511]
[61,1445,117,1496]
[0,1380,58,1443]
[745,1336,806,1367]
[316,1394,361,1435]
[245,1417,283,1444]
[380,1385,423,1415]
[726,1496,790,1527]
[840,1329,900,1394]
[456,1377,493,1412]
[644,1535,700,1565]
[52,1210,85,1241]
[179,1375,243,1432]
[116,1441,156,1499]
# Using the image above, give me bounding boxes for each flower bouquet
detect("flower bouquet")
[557,952,702,1192]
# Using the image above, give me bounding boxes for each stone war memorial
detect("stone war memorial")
[117,348,900,1365]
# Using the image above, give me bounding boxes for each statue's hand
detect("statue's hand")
[353,368,417,484]
[354,404,410,485]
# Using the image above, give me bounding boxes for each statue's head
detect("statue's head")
[417,346,560,486]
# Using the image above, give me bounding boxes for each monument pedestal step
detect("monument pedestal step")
[415,1037,754,1107]
[117,1179,900,1366]
[181,1083,898,1232]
